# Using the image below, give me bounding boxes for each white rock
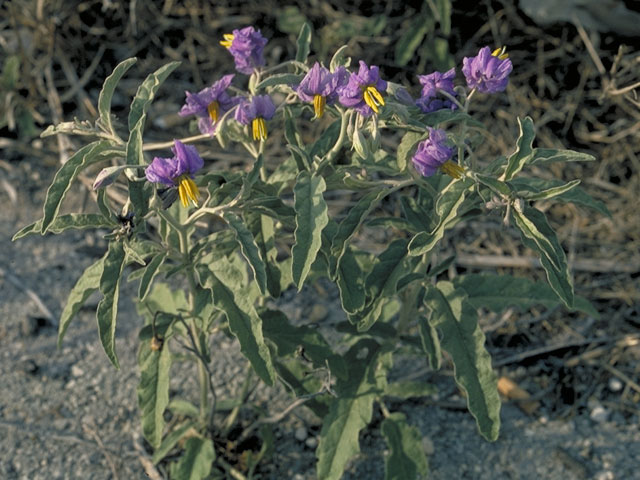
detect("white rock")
[305,437,318,449]
[71,365,84,377]
[595,471,615,480]
[608,378,623,392]
[294,426,308,442]
[590,405,609,423]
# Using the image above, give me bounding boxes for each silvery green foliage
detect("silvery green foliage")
[14,22,605,480]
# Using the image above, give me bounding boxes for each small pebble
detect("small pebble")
[422,436,434,456]
[595,471,614,480]
[71,365,84,377]
[294,427,308,442]
[305,437,318,449]
[590,405,609,423]
[608,378,623,392]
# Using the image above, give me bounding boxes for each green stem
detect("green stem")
[322,109,351,166]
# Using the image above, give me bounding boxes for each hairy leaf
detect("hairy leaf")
[336,247,366,314]
[225,212,267,294]
[296,22,312,63]
[138,251,168,301]
[128,61,181,130]
[511,204,574,308]
[137,338,171,449]
[502,116,535,181]
[14,214,115,240]
[424,282,501,441]
[41,141,111,233]
[96,241,127,369]
[292,171,328,289]
[98,57,137,135]
[381,412,429,480]
[169,437,215,480]
[57,254,106,348]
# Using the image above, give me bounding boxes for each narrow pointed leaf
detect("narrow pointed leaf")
[138,251,168,301]
[98,57,137,135]
[225,212,267,294]
[96,241,127,369]
[247,213,282,297]
[336,247,366,314]
[381,412,429,480]
[292,171,328,289]
[57,255,106,348]
[453,273,597,317]
[203,271,275,385]
[502,116,535,181]
[316,350,381,480]
[396,132,425,172]
[41,140,111,233]
[424,282,501,441]
[256,73,304,91]
[518,179,580,201]
[14,214,115,240]
[151,421,196,464]
[418,316,442,370]
[408,179,472,256]
[511,204,574,308]
[169,437,214,480]
[365,239,411,298]
[395,17,430,67]
[530,148,595,165]
[128,61,181,130]
[126,115,146,165]
[137,339,171,448]
[295,22,312,63]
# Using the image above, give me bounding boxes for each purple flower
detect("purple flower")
[296,63,349,118]
[179,75,238,134]
[220,26,268,75]
[145,140,204,207]
[235,95,276,141]
[462,46,513,94]
[415,68,458,113]
[338,61,387,116]
[412,128,463,178]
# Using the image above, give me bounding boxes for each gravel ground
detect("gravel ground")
[2,158,639,480]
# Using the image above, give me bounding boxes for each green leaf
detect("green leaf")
[246,213,282,297]
[292,171,328,289]
[330,45,351,71]
[365,239,411,299]
[138,251,168,301]
[93,164,142,189]
[331,187,388,262]
[395,16,430,67]
[137,339,171,449]
[316,344,382,480]
[96,241,127,369]
[418,316,442,370]
[168,436,214,480]
[509,178,610,217]
[128,61,181,130]
[126,114,146,166]
[511,204,574,308]
[452,273,598,317]
[168,399,200,419]
[98,57,137,135]
[225,212,267,294]
[201,271,275,385]
[435,0,452,35]
[424,282,501,441]
[502,117,535,181]
[336,247,366,314]
[530,148,595,165]
[152,421,195,464]
[309,118,342,159]
[296,22,312,64]
[256,73,303,91]
[261,309,347,379]
[57,255,106,348]
[384,381,437,400]
[41,140,112,233]
[381,412,429,480]
[408,179,472,256]
[474,173,511,196]
[518,179,581,201]
[1,55,20,90]
[14,214,115,240]
[396,131,424,172]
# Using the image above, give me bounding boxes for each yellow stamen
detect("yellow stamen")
[492,46,509,60]
[177,175,200,207]
[440,160,465,179]
[252,117,267,141]
[313,94,326,118]
[362,85,384,113]
[220,33,234,48]
[207,101,219,123]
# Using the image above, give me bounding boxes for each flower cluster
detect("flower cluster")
[171,30,515,198]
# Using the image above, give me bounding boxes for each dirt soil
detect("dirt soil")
[1,1,640,479]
